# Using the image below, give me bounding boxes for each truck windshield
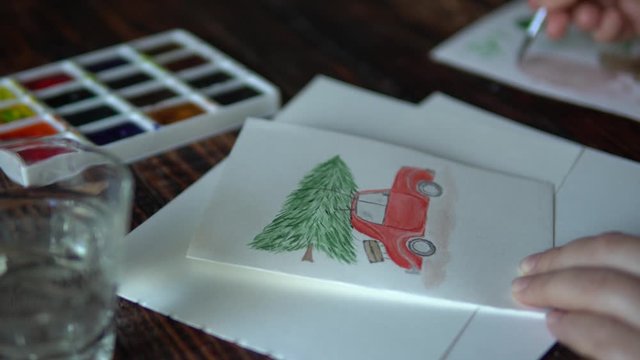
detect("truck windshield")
[355,192,388,224]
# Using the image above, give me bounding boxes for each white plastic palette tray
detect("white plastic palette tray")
[0,29,280,162]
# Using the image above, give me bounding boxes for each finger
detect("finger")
[512,268,640,328]
[546,310,640,360]
[618,26,637,41]
[573,2,602,31]
[619,0,640,34]
[595,0,616,6]
[546,11,573,39]
[593,7,626,41]
[520,232,640,277]
[539,0,580,10]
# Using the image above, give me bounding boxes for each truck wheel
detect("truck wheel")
[407,238,436,257]
[418,181,442,197]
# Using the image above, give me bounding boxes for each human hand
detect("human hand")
[512,232,640,360]
[529,0,640,41]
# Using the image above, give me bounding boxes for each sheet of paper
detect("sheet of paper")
[278,76,582,190]
[188,119,554,309]
[556,148,640,245]
[416,94,582,190]
[444,309,552,360]
[120,161,477,360]
[431,0,640,122]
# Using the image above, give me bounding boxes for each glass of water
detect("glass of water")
[0,137,133,359]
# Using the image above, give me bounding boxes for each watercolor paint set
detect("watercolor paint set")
[0,29,280,162]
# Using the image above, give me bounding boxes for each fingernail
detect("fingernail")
[511,277,531,293]
[546,310,565,325]
[519,253,540,275]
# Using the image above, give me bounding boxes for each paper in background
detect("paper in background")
[278,77,582,191]
[431,0,640,123]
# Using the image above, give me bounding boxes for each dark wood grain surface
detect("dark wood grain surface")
[3,0,638,358]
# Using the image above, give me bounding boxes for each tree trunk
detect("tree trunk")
[302,244,314,262]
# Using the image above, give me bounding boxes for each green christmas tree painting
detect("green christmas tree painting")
[249,155,359,264]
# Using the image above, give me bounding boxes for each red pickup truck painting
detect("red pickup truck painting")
[350,167,442,271]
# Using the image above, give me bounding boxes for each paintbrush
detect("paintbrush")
[517,7,548,63]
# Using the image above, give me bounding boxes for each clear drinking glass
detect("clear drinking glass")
[0,137,133,359]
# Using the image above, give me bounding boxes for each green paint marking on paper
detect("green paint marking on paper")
[0,86,15,101]
[468,36,503,57]
[516,16,533,31]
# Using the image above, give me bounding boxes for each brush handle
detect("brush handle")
[527,7,548,38]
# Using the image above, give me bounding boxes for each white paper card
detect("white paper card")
[556,148,640,245]
[188,119,554,309]
[431,0,640,122]
[120,162,476,360]
[444,309,552,360]
[275,76,418,134]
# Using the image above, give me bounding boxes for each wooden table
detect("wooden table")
[3,0,636,358]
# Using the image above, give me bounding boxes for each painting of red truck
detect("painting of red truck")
[250,157,443,272]
[351,167,442,271]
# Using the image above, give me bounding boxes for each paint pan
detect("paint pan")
[63,104,119,127]
[210,85,261,105]
[186,71,232,89]
[0,104,36,124]
[0,86,16,101]
[84,56,129,73]
[0,120,61,141]
[84,121,145,145]
[163,54,209,73]
[22,72,74,91]
[41,87,97,109]
[142,42,183,56]
[147,102,205,125]
[127,87,178,107]
[104,72,153,90]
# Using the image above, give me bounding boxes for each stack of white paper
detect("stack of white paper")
[119,76,640,360]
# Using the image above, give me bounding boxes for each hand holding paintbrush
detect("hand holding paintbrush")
[529,0,640,42]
